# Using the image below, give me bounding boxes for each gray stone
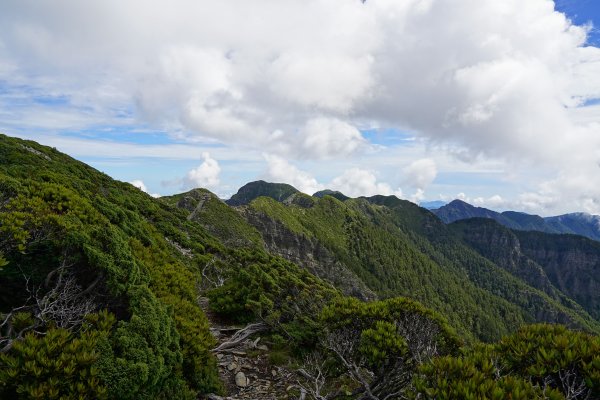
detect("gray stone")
[227,362,238,371]
[235,371,248,387]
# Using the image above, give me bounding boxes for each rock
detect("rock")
[235,371,248,387]
[271,369,277,377]
[216,353,223,360]
[227,362,238,371]
[257,344,269,351]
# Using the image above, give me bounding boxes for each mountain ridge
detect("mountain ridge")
[2,135,600,399]
[434,199,600,241]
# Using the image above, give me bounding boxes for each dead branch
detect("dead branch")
[1,267,97,353]
[212,322,268,353]
[558,368,591,400]
[296,352,329,400]
[201,258,226,290]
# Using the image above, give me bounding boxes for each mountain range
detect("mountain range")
[433,199,600,242]
[1,133,599,399]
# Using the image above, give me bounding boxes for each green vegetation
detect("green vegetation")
[225,180,299,206]
[414,324,600,399]
[0,311,114,399]
[2,135,600,399]
[0,134,224,398]
[294,296,462,399]
[162,188,264,247]
[207,249,338,345]
[244,192,600,342]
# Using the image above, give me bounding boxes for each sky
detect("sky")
[1,0,600,216]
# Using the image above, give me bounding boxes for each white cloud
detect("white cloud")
[130,179,160,198]
[410,188,426,204]
[263,156,402,198]
[402,158,437,190]
[263,154,324,195]
[2,0,600,213]
[330,168,402,198]
[473,195,505,208]
[130,179,148,193]
[268,53,373,112]
[183,152,221,189]
[300,118,366,159]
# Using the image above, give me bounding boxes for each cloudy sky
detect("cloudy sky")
[1,0,600,215]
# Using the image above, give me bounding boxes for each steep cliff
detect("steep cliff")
[515,230,600,320]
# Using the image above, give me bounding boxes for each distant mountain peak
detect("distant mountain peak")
[225,180,299,206]
[419,200,447,210]
[433,199,600,242]
[313,189,349,201]
[433,199,503,224]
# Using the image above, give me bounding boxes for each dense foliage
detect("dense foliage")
[0,135,225,398]
[2,135,600,399]
[207,249,338,345]
[246,193,600,342]
[414,324,600,399]
[0,311,114,399]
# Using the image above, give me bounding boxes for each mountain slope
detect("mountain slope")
[225,180,299,206]
[361,195,600,334]
[0,134,223,397]
[545,212,600,241]
[514,230,600,320]
[434,199,600,241]
[0,135,339,399]
[448,218,595,317]
[212,185,600,342]
[3,135,600,399]
[433,199,519,227]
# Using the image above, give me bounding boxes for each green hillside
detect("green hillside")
[1,134,599,399]
[237,190,600,341]
[0,135,336,398]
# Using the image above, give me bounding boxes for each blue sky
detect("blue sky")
[555,0,600,45]
[1,0,600,215]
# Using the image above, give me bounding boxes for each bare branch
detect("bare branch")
[1,266,97,353]
[558,368,591,400]
[296,352,329,400]
[212,322,268,353]
[201,258,226,290]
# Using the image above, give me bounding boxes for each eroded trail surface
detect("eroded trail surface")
[198,297,300,400]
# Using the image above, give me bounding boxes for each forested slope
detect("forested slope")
[207,183,600,341]
[1,135,599,399]
[0,135,336,398]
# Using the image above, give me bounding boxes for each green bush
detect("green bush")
[0,311,115,400]
[413,324,600,399]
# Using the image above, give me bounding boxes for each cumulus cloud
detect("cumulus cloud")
[263,154,324,195]
[263,156,402,198]
[130,179,148,193]
[410,188,426,204]
[330,168,403,198]
[300,118,366,159]
[402,159,438,190]
[473,195,505,208]
[183,152,221,189]
[130,179,160,198]
[2,0,600,213]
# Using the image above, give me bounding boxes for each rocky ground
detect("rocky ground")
[199,297,302,400]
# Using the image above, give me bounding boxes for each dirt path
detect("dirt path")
[198,297,301,400]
